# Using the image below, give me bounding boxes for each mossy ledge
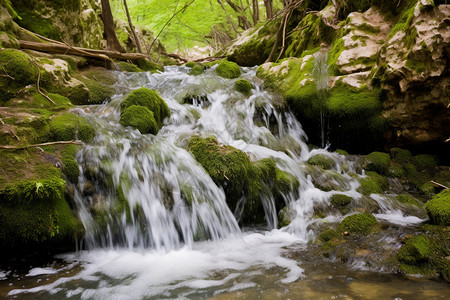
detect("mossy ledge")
[188,136,299,224]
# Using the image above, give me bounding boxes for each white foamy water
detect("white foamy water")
[9,230,303,299]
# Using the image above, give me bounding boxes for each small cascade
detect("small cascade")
[313,45,329,148]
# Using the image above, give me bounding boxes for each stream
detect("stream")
[0,66,448,299]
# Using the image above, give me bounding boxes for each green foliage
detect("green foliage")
[216,60,241,79]
[363,152,391,175]
[330,194,352,208]
[50,113,95,142]
[119,105,158,134]
[339,213,379,235]
[121,87,170,127]
[234,79,252,96]
[111,0,237,52]
[425,190,450,225]
[358,171,388,196]
[307,154,335,170]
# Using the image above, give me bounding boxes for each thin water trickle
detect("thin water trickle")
[313,45,329,148]
[1,66,443,299]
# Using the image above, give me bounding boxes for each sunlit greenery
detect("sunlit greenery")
[111,0,282,53]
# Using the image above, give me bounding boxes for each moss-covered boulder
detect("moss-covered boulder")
[0,168,79,249]
[319,228,339,242]
[188,136,298,224]
[357,171,388,196]
[330,194,352,208]
[339,213,379,235]
[121,87,170,128]
[61,145,81,184]
[234,79,252,96]
[425,190,450,225]
[136,58,164,73]
[307,154,335,170]
[397,234,432,265]
[216,60,241,79]
[189,64,204,76]
[50,113,95,142]
[396,194,421,207]
[119,105,158,134]
[117,61,141,72]
[363,152,391,175]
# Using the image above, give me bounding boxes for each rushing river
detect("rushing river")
[0,66,448,299]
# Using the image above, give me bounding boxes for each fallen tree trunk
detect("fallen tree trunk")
[19,40,149,62]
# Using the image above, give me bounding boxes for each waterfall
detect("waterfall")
[313,45,329,148]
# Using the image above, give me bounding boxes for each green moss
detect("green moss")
[78,77,115,105]
[388,164,406,178]
[15,8,62,41]
[339,213,379,235]
[327,38,345,76]
[185,62,197,68]
[0,49,38,85]
[119,105,158,134]
[358,171,388,196]
[425,190,450,225]
[356,23,380,34]
[82,69,117,85]
[390,147,412,164]
[278,206,293,228]
[136,58,164,73]
[189,64,204,76]
[31,93,72,109]
[420,182,435,196]
[117,61,141,72]
[0,170,78,247]
[364,152,390,175]
[50,113,94,142]
[330,194,352,207]
[307,154,335,170]
[396,194,421,206]
[216,60,241,79]
[121,87,170,128]
[397,234,431,264]
[413,154,438,171]
[62,83,89,105]
[404,162,418,177]
[234,79,252,96]
[61,145,80,183]
[335,149,349,156]
[319,229,339,242]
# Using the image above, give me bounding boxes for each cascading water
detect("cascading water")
[313,45,329,148]
[2,65,440,299]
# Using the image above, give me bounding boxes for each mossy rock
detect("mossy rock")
[278,206,294,228]
[307,154,335,170]
[121,87,170,128]
[425,190,450,225]
[63,83,90,105]
[396,194,421,206]
[388,163,406,178]
[339,213,379,235]
[78,77,115,105]
[357,171,388,196]
[0,170,78,247]
[234,79,252,96]
[390,147,412,164]
[0,49,38,85]
[420,182,435,197]
[32,93,72,109]
[61,145,81,184]
[397,234,432,265]
[319,228,339,242]
[82,68,117,85]
[50,113,95,142]
[189,64,204,76]
[413,154,438,171]
[119,105,158,134]
[136,58,164,73]
[330,194,352,208]
[363,152,390,175]
[117,61,141,72]
[185,62,197,68]
[216,60,241,79]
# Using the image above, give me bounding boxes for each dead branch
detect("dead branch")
[0,140,83,150]
[30,58,56,105]
[161,51,189,63]
[430,180,450,190]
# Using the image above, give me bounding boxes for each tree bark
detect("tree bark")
[101,0,126,53]
[224,0,251,30]
[252,0,259,25]
[123,0,143,53]
[264,0,274,19]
